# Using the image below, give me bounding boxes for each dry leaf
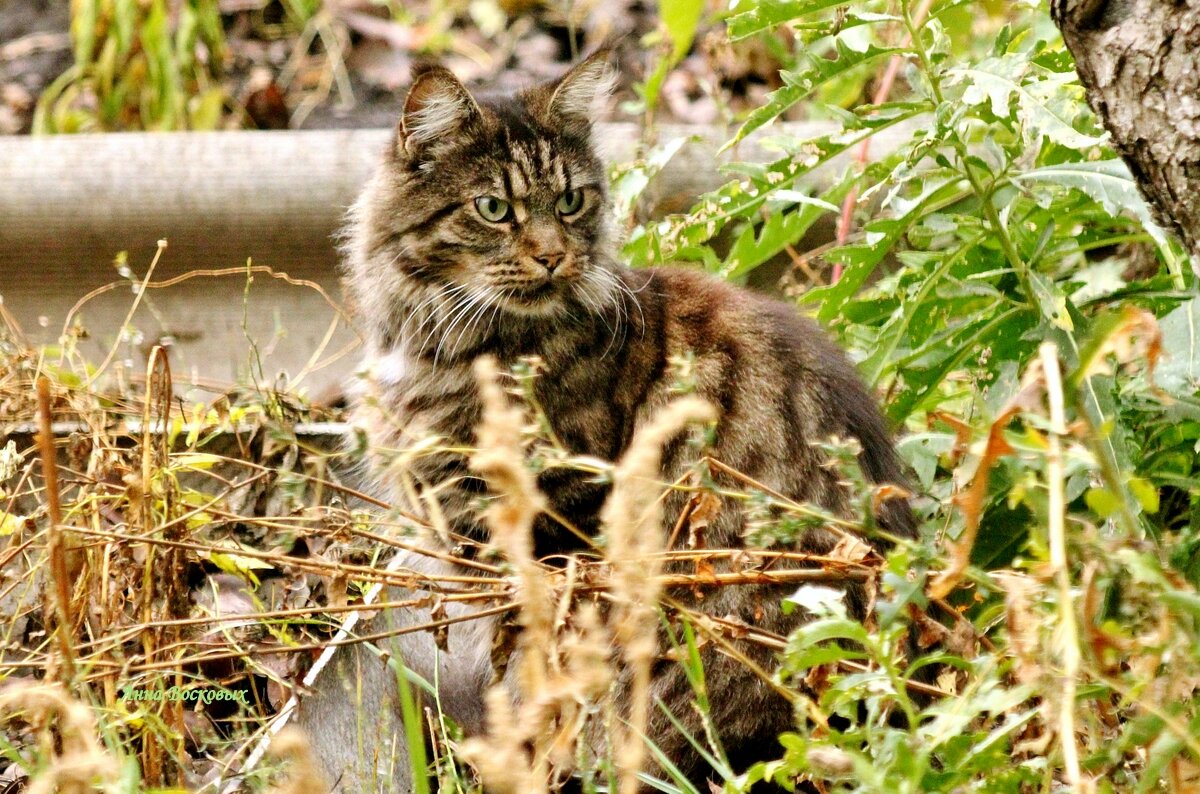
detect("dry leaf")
[687,492,722,549]
[991,571,1041,684]
[694,558,719,583]
[905,603,950,650]
[930,365,1045,599]
[429,596,451,653]
[829,534,872,564]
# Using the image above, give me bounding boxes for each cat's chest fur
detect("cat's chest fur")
[360,269,667,481]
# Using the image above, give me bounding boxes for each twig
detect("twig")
[61,263,360,348]
[656,567,869,587]
[123,602,515,676]
[704,456,863,537]
[1040,342,1086,791]
[36,376,75,679]
[84,241,166,388]
[63,525,498,587]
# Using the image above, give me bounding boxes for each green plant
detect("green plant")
[622,0,1200,789]
[34,0,229,132]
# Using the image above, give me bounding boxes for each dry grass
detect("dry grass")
[0,297,882,790]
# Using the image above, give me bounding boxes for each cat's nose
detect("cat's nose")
[534,250,565,273]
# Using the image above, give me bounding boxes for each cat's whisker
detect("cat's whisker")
[577,270,621,358]
[609,269,645,338]
[419,288,478,360]
[400,283,469,342]
[480,290,508,343]
[411,291,460,353]
[431,294,478,357]
[435,287,491,365]
[451,288,500,358]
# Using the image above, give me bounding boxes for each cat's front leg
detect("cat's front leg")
[295,548,498,793]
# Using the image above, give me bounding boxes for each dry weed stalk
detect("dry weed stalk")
[602,397,715,794]
[34,376,76,679]
[460,357,612,790]
[459,355,554,794]
[264,727,329,794]
[460,354,716,793]
[1040,342,1092,794]
[0,683,119,794]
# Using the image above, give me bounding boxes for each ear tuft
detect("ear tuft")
[547,51,618,122]
[399,66,480,154]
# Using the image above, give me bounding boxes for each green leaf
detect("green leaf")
[662,0,705,61]
[885,305,1028,422]
[727,0,853,40]
[172,452,225,470]
[610,136,692,223]
[1127,476,1160,514]
[805,176,967,324]
[624,109,925,268]
[72,0,98,66]
[725,40,905,149]
[389,657,431,794]
[641,0,705,114]
[858,237,981,386]
[785,617,870,653]
[948,55,1106,150]
[1028,271,1073,331]
[0,513,27,537]
[1011,160,1169,249]
[1085,487,1122,518]
[113,0,137,55]
[1157,297,1200,398]
[721,182,847,279]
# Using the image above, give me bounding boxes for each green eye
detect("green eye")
[556,188,584,216]
[474,196,511,222]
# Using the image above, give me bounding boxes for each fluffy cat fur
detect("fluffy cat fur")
[295,51,915,792]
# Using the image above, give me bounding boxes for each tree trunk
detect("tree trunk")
[1051,0,1200,277]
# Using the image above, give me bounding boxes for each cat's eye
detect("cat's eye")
[556,189,584,216]
[474,196,511,223]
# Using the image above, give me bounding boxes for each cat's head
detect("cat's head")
[347,51,623,336]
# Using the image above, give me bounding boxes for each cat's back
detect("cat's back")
[642,266,911,527]
[645,265,876,419]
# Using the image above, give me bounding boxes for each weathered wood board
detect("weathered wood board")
[0,122,910,396]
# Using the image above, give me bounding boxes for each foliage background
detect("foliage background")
[612,1,1200,790]
[1,0,1199,791]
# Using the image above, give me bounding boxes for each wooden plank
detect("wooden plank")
[0,122,913,394]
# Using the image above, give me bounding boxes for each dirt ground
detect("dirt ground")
[0,0,783,134]
[0,0,72,133]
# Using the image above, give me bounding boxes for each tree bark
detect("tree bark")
[1051,0,1200,277]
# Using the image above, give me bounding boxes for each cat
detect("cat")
[295,51,915,792]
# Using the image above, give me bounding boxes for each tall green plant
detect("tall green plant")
[35,0,228,132]
[625,1,1200,789]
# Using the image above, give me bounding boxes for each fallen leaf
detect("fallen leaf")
[930,364,1045,599]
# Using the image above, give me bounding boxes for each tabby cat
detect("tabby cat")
[296,51,915,792]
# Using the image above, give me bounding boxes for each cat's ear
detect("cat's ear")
[545,49,617,125]
[398,66,480,156]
